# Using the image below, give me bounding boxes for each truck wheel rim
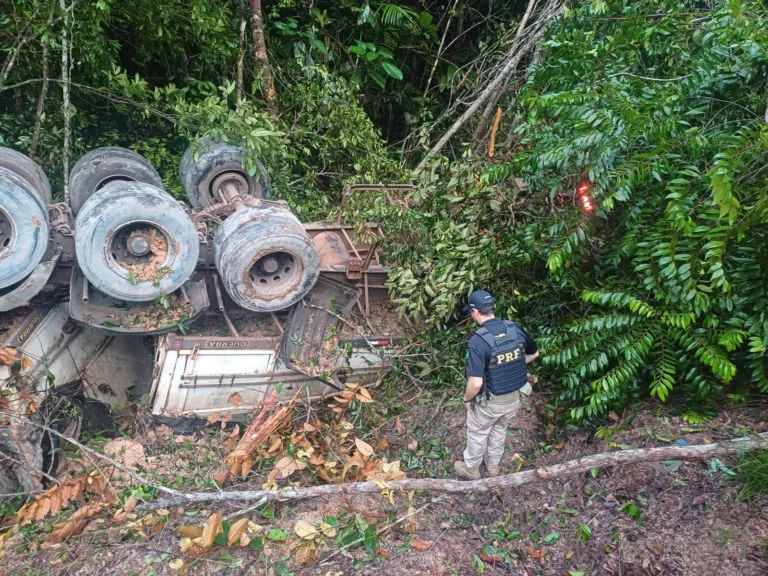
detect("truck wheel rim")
[248,250,303,300]
[0,170,49,289]
[0,206,16,262]
[105,221,175,282]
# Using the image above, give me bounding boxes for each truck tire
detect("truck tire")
[75,182,198,301]
[214,205,320,312]
[0,169,50,289]
[0,147,52,205]
[179,138,270,208]
[69,147,164,214]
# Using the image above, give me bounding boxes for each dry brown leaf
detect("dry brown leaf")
[309,454,326,466]
[241,457,254,479]
[344,383,360,389]
[21,356,34,370]
[220,412,232,430]
[273,456,299,479]
[525,546,546,560]
[45,504,101,544]
[0,346,21,365]
[179,537,194,552]
[407,440,418,451]
[395,416,403,433]
[229,392,243,407]
[201,511,223,548]
[124,495,139,513]
[356,387,373,403]
[355,437,374,458]
[206,412,221,425]
[296,545,317,566]
[294,520,317,539]
[267,436,282,453]
[228,518,249,546]
[608,411,620,422]
[49,493,62,517]
[411,540,431,551]
[303,422,317,433]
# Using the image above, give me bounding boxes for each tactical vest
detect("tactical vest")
[475,321,528,397]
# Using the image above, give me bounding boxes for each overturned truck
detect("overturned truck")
[0,142,404,492]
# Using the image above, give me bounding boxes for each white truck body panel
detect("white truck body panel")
[149,336,387,418]
[0,305,152,403]
[2,306,391,419]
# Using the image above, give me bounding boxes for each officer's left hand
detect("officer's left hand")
[464,401,474,413]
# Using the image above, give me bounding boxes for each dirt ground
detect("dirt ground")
[1,392,766,576]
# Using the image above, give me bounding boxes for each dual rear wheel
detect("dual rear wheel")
[1,140,320,313]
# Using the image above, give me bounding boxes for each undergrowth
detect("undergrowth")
[737,449,768,501]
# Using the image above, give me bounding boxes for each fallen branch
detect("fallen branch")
[309,305,382,359]
[0,410,181,497]
[144,432,767,508]
[211,390,296,485]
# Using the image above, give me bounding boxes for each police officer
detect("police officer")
[454,290,539,480]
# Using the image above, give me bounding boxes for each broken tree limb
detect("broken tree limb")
[415,0,564,173]
[488,106,502,157]
[212,390,297,485]
[144,432,767,508]
[0,410,182,497]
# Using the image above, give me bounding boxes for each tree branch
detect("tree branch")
[59,0,72,203]
[144,432,767,508]
[607,72,692,82]
[236,17,246,106]
[0,410,181,497]
[29,1,56,161]
[415,0,564,172]
[423,0,461,98]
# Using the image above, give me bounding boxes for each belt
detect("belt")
[487,390,521,404]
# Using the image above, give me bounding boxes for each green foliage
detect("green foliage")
[737,449,768,501]
[381,0,768,421]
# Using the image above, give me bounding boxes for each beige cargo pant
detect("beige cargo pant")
[463,391,521,470]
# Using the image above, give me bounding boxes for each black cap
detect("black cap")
[462,290,494,313]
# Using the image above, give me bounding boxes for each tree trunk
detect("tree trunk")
[145,432,768,507]
[59,0,71,203]
[415,0,563,173]
[29,2,56,160]
[249,0,277,115]
[236,16,246,106]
